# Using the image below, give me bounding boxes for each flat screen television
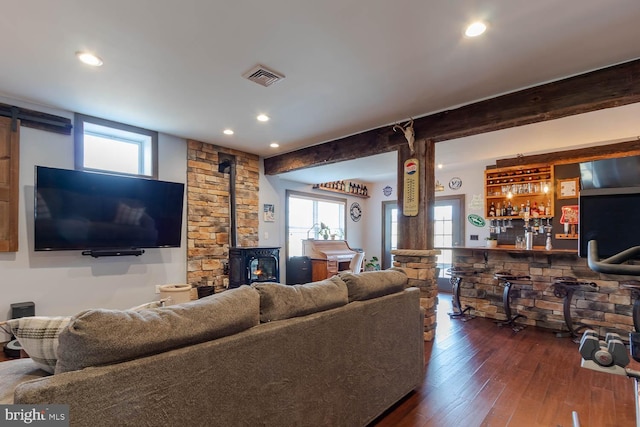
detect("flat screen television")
[579,187,640,258]
[34,166,184,252]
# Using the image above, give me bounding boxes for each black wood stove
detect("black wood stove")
[228,247,280,288]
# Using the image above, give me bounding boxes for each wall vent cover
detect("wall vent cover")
[242,65,285,87]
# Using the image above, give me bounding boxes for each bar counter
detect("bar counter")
[443,245,577,255]
[442,245,637,337]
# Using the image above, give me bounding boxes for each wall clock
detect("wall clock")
[350,202,362,222]
[383,185,393,197]
[449,177,462,190]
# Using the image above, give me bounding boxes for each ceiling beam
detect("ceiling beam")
[264,58,640,176]
[495,138,640,168]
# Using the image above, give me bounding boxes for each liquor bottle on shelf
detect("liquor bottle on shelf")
[489,202,496,217]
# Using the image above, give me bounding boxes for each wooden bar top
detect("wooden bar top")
[439,246,578,255]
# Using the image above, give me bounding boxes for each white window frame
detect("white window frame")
[285,190,347,259]
[74,113,158,178]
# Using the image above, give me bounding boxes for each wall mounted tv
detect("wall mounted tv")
[34,166,184,255]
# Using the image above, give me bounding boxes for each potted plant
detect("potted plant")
[319,222,331,240]
[485,236,498,248]
[364,256,380,271]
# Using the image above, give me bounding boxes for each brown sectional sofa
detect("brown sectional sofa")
[0,270,424,426]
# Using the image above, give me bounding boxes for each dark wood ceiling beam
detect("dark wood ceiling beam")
[264,58,640,175]
[495,138,640,168]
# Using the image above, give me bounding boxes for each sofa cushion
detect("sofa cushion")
[339,269,408,302]
[5,316,71,374]
[252,276,348,322]
[55,285,260,373]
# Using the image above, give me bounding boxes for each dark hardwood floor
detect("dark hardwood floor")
[372,293,640,427]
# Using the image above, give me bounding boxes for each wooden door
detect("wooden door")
[0,116,19,252]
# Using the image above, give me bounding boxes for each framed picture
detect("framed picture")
[557,178,579,199]
[263,204,275,222]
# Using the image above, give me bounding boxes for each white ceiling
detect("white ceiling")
[1,1,640,182]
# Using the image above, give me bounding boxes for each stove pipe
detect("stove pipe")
[218,154,237,248]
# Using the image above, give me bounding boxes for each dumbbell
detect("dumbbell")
[579,329,629,368]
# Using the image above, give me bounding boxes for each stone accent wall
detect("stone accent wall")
[187,140,259,293]
[452,249,638,337]
[392,249,440,341]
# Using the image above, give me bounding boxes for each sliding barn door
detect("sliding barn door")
[0,116,19,252]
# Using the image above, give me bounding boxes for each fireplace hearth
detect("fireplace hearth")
[228,247,280,288]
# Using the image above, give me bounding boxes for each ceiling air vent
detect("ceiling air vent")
[242,65,285,87]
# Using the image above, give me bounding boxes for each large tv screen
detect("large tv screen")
[34,166,184,251]
[579,188,640,258]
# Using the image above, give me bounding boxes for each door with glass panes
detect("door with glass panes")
[434,196,465,293]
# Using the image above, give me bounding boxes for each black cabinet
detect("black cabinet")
[286,256,312,285]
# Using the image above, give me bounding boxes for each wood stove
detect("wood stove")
[228,247,280,288]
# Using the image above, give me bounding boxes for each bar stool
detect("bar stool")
[551,277,598,342]
[621,281,640,332]
[494,272,531,332]
[446,267,477,321]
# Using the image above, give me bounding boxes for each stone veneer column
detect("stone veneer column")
[187,140,259,293]
[392,249,440,341]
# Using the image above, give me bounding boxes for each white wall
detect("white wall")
[1,98,187,340]
[364,179,396,263]
[435,159,492,247]
[259,169,371,283]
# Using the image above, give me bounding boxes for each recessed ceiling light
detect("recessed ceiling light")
[257,114,270,122]
[76,51,103,67]
[465,21,487,37]
[437,163,444,169]
[223,129,234,135]
[270,142,279,148]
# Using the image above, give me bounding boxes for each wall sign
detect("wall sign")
[383,185,393,197]
[467,214,486,228]
[403,158,419,216]
[558,177,579,199]
[263,204,275,222]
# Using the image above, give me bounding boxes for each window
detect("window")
[286,191,346,258]
[74,113,158,178]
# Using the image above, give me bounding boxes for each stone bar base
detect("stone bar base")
[392,249,441,341]
[452,248,639,338]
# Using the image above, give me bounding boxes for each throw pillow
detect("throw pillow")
[252,276,348,323]
[113,202,146,226]
[339,269,408,302]
[5,316,71,374]
[55,285,260,373]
